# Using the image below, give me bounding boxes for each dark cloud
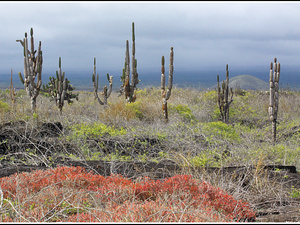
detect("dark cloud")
[1,2,300,77]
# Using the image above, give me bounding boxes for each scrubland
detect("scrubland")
[0,86,299,222]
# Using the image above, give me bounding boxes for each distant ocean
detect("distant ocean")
[0,67,299,91]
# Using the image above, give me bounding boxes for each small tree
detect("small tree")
[16,27,43,113]
[42,57,78,114]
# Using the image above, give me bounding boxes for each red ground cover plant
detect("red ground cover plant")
[0,166,256,222]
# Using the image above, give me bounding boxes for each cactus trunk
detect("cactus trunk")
[120,22,139,103]
[10,69,16,108]
[161,47,174,123]
[92,57,113,106]
[16,28,43,113]
[217,64,233,123]
[269,58,280,143]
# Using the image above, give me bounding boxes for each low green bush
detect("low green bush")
[171,104,196,122]
[67,122,127,141]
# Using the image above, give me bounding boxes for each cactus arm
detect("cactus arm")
[217,74,224,119]
[16,39,24,47]
[24,34,29,84]
[161,47,174,123]
[161,55,165,96]
[274,62,280,120]
[229,88,234,103]
[225,64,229,104]
[106,74,113,98]
[224,65,233,122]
[124,40,131,102]
[61,78,67,106]
[18,72,25,84]
[161,56,168,123]
[95,79,105,106]
[30,28,34,56]
[91,57,114,106]
[35,42,42,90]
[131,22,139,89]
[96,74,99,92]
[102,85,108,105]
[161,54,167,123]
[131,22,136,88]
[269,61,274,121]
[166,47,173,100]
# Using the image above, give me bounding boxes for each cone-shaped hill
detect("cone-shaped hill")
[210,74,269,91]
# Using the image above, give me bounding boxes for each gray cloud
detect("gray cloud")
[1,1,300,78]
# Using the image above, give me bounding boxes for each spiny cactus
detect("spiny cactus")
[161,47,174,123]
[269,58,280,143]
[16,27,43,113]
[217,64,233,123]
[92,57,113,106]
[9,68,16,108]
[42,57,78,114]
[119,22,139,103]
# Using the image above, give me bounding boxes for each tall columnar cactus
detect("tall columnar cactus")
[42,57,78,114]
[16,27,43,112]
[9,68,16,107]
[269,58,280,143]
[119,22,139,103]
[161,47,174,123]
[92,57,113,106]
[217,64,233,123]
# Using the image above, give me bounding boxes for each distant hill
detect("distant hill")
[210,74,269,91]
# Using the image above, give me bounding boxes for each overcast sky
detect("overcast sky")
[1,1,300,79]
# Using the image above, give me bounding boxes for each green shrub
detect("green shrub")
[290,186,300,199]
[125,101,144,119]
[171,104,196,122]
[67,122,127,141]
[202,90,217,103]
[201,121,241,144]
[230,92,259,120]
[0,101,11,113]
[189,149,219,167]
[102,150,132,161]
[267,144,300,166]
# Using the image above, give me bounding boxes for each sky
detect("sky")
[1,1,300,81]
